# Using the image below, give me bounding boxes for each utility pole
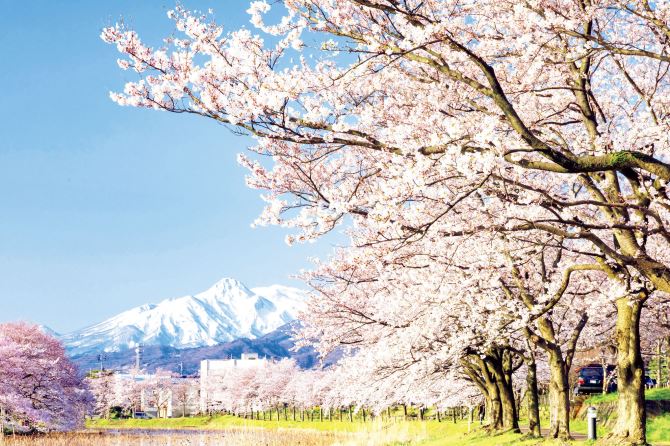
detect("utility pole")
[135,345,143,371]
[98,353,108,372]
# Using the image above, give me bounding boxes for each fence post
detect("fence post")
[658,339,663,388]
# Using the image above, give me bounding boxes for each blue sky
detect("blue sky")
[0,1,336,333]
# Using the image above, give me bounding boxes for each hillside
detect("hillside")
[70,322,328,374]
[61,278,307,356]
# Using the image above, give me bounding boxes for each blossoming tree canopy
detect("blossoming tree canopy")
[101,1,670,297]
[0,322,91,431]
[102,1,670,444]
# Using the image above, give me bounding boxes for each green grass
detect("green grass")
[87,417,585,445]
[648,414,670,444]
[88,418,561,446]
[87,410,670,445]
[583,387,670,405]
[89,414,407,433]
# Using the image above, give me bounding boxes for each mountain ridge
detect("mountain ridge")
[68,322,329,374]
[60,278,307,356]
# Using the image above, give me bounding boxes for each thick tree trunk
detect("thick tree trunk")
[461,351,518,432]
[609,297,647,445]
[498,379,519,432]
[547,350,571,440]
[525,356,541,438]
[528,312,586,441]
[489,352,520,432]
[485,382,503,430]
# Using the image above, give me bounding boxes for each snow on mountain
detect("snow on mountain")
[38,325,61,338]
[61,278,307,356]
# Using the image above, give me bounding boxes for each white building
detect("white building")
[114,372,199,418]
[200,353,268,413]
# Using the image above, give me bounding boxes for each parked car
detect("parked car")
[645,376,657,388]
[133,412,152,419]
[574,364,617,395]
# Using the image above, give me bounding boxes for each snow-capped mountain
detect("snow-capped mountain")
[61,278,307,356]
[38,325,61,338]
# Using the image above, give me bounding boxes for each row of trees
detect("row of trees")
[87,370,198,419]
[86,358,479,422]
[201,358,480,420]
[0,322,91,432]
[103,1,670,444]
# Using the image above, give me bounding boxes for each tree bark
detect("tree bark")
[524,313,586,441]
[462,353,507,431]
[525,352,541,438]
[490,351,520,432]
[485,381,503,430]
[498,379,518,432]
[609,296,647,445]
[546,350,571,440]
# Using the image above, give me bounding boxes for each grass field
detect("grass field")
[86,411,670,445]
[583,387,670,405]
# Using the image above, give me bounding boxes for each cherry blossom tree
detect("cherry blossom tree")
[0,322,92,431]
[86,371,116,419]
[141,369,178,418]
[171,378,199,417]
[102,2,670,443]
[497,236,614,439]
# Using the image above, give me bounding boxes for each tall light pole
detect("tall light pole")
[98,354,108,372]
[135,345,143,371]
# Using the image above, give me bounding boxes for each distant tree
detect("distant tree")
[0,322,92,431]
[142,369,176,418]
[85,371,116,419]
[171,378,198,417]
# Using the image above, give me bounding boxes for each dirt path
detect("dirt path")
[520,427,587,441]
